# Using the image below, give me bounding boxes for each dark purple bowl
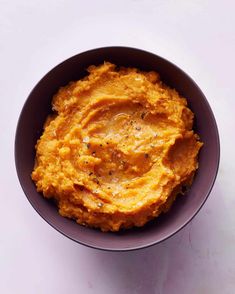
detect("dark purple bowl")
[15,47,220,251]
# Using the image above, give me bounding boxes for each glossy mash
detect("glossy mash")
[32,62,202,232]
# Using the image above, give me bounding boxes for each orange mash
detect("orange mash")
[31,62,202,231]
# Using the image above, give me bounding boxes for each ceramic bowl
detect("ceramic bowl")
[15,47,220,251]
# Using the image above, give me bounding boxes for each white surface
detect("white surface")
[0,1,234,293]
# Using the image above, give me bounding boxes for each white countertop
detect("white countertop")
[1,1,234,293]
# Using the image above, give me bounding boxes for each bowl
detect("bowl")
[15,47,220,251]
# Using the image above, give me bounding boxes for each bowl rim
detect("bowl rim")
[15,46,220,251]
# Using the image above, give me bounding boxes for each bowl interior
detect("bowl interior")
[15,47,219,251]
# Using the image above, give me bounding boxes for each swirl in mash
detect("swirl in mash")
[32,62,202,232]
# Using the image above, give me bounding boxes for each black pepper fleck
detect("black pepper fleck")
[144,153,149,158]
[93,178,99,184]
[86,143,90,149]
[141,112,146,119]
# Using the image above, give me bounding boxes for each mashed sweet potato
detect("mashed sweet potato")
[31,62,202,232]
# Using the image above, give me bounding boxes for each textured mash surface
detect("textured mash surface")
[32,63,202,231]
